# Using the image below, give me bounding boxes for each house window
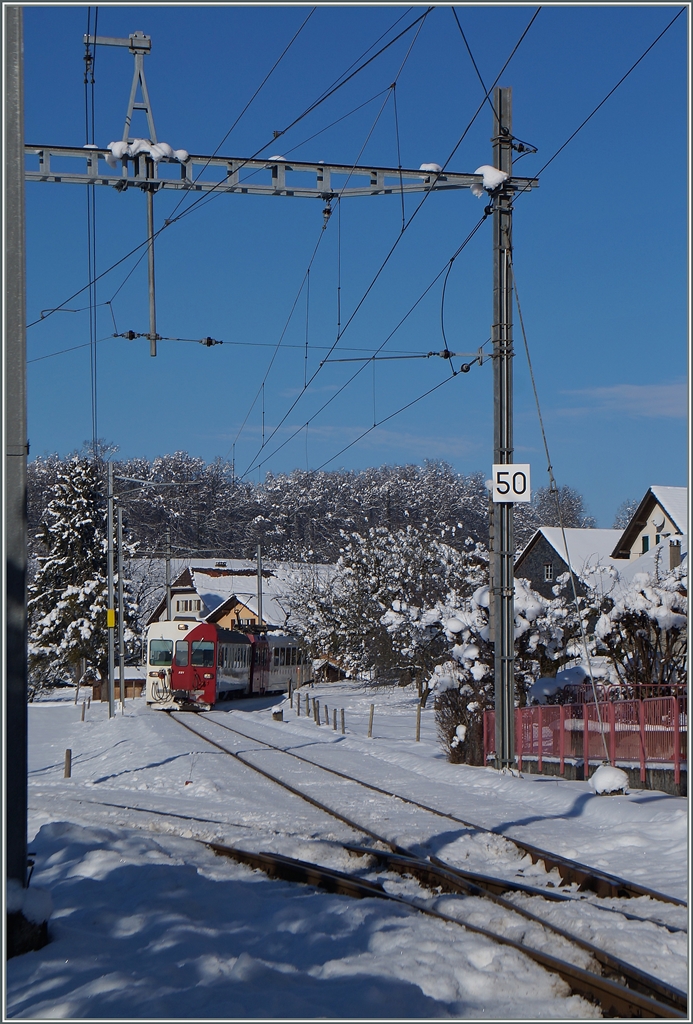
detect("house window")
[544,563,553,582]
[642,535,650,554]
[655,534,661,546]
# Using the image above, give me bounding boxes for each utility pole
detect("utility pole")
[107,462,115,717]
[117,506,125,702]
[491,88,516,770]
[5,3,28,890]
[256,543,263,628]
[165,526,172,619]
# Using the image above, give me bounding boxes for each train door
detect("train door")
[249,636,270,694]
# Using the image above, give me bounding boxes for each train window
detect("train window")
[175,640,189,667]
[291,648,297,666]
[150,639,173,666]
[278,648,284,666]
[191,641,215,667]
[274,648,280,667]
[297,650,303,665]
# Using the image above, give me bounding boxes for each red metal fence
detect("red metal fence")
[483,696,687,784]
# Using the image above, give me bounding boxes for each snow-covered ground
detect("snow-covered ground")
[7,682,687,1019]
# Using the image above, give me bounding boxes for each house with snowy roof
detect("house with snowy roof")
[515,485,687,598]
[514,528,623,600]
[145,558,334,630]
[609,486,687,561]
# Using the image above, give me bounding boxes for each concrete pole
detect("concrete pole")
[4,4,28,887]
[117,506,125,702]
[256,543,263,627]
[492,87,515,770]
[107,463,115,717]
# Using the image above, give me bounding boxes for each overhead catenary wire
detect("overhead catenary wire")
[313,355,483,473]
[26,8,434,332]
[239,7,540,478]
[512,6,685,202]
[230,56,418,463]
[242,212,490,476]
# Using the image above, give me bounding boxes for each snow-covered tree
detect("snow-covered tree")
[287,526,486,682]
[612,497,639,529]
[28,454,139,690]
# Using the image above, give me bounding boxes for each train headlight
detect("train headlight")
[203,673,213,680]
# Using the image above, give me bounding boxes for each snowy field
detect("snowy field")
[7,682,688,1019]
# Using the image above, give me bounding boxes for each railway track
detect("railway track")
[168,710,687,1018]
[181,710,686,907]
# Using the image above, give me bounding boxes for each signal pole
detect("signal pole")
[107,462,115,717]
[117,506,125,702]
[491,87,516,770]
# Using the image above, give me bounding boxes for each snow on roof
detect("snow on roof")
[188,559,334,628]
[533,528,623,574]
[649,486,688,533]
[615,534,687,585]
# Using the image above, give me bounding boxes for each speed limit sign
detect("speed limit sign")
[492,464,531,503]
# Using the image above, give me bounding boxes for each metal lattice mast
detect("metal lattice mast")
[491,87,516,770]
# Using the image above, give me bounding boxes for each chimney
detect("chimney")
[669,539,681,570]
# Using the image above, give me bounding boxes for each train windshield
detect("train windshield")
[191,640,215,667]
[149,639,173,666]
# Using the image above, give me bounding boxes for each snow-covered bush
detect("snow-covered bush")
[591,557,687,694]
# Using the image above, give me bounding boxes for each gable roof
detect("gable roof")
[649,486,687,533]
[611,486,688,558]
[516,527,623,577]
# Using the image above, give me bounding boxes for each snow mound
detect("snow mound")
[6,879,53,923]
[472,165,510,196]
[450,723,467,748]
[419,162,442,173]
[590,764,629,795]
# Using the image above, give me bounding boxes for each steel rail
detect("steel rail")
[168,712,687,1014]
[208,841,685,1020]
[197,710,686,906]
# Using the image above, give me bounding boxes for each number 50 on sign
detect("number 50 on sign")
[492,464,531,503]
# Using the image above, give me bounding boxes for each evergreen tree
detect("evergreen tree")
[28,454,138,690]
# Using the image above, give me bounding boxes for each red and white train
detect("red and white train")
[144,620,308,711]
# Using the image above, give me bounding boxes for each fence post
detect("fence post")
[64,749,72,778]
[81,701,85,722]
[672,695,681,787]
[609,700,616,765]
[367,704,374,739]
[416,704,421,743]
[638,699,646,782]
[333,708,337,731]
[537,706,543,772]
[559,704,565,775]
[582,703,589,782]
[324,704,329,726]
[515,709,522,771]
[314,699,320,725]
[340,708,345,734]
[305,693,309,715]
[296,691,300,716]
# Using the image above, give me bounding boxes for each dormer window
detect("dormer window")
[544,563,553,582]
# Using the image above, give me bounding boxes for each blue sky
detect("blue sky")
[22,4,688,527]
